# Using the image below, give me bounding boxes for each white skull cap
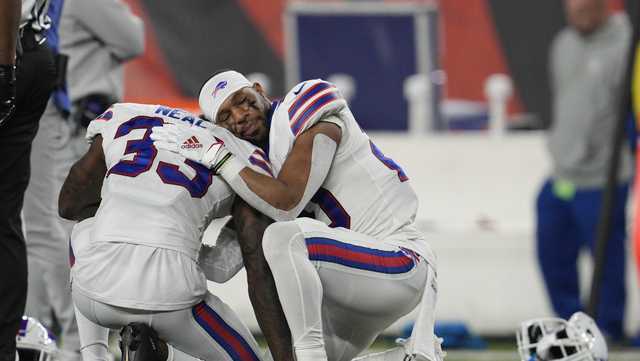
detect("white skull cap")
[199,70,252,122]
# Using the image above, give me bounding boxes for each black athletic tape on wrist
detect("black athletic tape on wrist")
[212,152,233,174]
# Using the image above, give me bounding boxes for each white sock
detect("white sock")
[352,347,407,361]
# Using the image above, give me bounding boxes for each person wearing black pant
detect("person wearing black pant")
[0,0,57,360]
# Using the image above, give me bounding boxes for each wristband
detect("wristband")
[217,155,245,180]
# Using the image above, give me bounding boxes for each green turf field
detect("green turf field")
[107,333,640,361]
[440,350,640,361]
[357,337,640,361]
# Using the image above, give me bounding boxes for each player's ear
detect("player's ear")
[253,82,266,97]
[253,82,271,107]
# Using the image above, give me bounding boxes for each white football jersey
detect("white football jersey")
[72,103,272,310]
[268,80,433,263]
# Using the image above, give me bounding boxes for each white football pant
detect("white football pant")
[262,218,431,361]
[73,304,110,361]
[73,289,265,361]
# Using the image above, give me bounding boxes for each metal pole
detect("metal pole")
[586,1,640,318]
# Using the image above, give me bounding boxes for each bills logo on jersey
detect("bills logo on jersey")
[181,136,204,149]
[212,81,228,98]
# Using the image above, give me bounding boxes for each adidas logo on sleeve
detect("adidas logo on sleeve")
[181,136,203,149]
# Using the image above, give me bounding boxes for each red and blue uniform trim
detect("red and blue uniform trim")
[289,82,339,136]
[288,82,332,119]
[311,188,350,229]
[369,141,409,182]
[305,237,416,274]
[69,240,75,267]
[248,149,273,177]
[192,302,260,361]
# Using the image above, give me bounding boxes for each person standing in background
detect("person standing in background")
[0,0,58,360]
[21,0,78,359]
[537,0,632,341]
[21,0,143,359]
[60,0,144,132]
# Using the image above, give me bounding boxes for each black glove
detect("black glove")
[73,93,117,130]
[0,64,16,127]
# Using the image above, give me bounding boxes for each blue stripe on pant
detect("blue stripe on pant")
[536,179,628,339]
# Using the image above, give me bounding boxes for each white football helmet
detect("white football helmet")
[15,317,58,361]
[516,312,607,361]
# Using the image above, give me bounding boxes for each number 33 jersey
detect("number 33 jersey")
[268,80,435,265]
[75,103,272,310]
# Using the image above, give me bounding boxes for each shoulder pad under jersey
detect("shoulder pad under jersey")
[85,102,160,143]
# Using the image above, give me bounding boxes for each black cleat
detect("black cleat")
[119,323,167,361]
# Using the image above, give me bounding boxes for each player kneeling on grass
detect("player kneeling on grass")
[151,70,445,361]
[59,102,277,361]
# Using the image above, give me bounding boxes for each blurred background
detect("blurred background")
[121,0,627,129]
[30,0,640,360]
[119,0,640,354]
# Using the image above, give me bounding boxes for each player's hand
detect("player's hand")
[151,123,234,172]
[0,65,17,127]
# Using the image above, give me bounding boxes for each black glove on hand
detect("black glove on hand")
[73,93,117,130]
[0,64,16,127]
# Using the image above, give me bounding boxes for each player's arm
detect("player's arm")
[198,225,244,283]
[59,136,106,221]
[0,0,20,124]
[0,0,19,64]
[152,117,341,220]
[220,121,340,221]
[231,198,294,361]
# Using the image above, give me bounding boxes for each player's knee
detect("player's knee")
[262,221,303,263]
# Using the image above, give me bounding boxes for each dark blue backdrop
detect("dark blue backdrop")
[296,14,417,131]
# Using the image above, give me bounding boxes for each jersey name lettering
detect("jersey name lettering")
[154,106,207,128]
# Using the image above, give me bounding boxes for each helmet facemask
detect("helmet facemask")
[15,317,58,361]
[516,314,602,361]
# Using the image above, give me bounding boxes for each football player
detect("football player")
[151,71,444,361]
[59,102,275,361]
